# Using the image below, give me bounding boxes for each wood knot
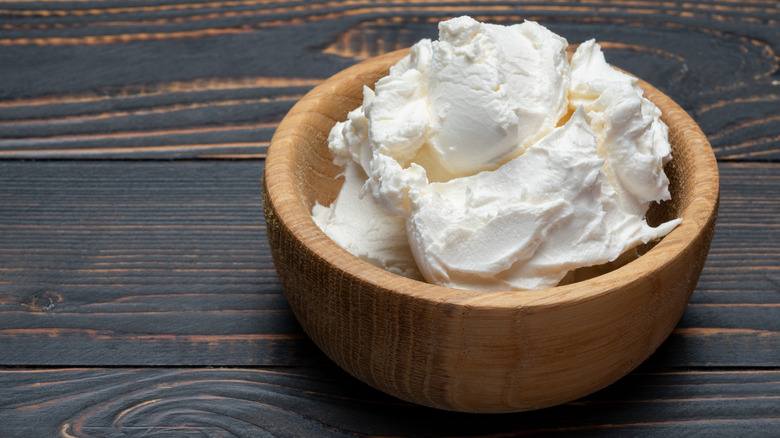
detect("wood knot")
[25,291,61,311]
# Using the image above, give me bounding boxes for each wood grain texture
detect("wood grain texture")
[0,0,776,159]
[0,0,778,430]
[1,367,779,437]
[0,161,777,368]
[0,160,326,366]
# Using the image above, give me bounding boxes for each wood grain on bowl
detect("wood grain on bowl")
[263,49,719,412]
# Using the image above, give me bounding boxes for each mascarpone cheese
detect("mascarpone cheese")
[313,16,681,291]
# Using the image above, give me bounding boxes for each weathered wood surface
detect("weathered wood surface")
[0,161,776,368]
[0,0,777,159]
[0,0,778,435]
[1,367,779,437]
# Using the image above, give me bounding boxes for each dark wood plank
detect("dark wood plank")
[0,79,315,159]
[0,0,776,159]
[0,1,775,433]
[691,162,780,304]
[1,367,779,437]
[0,160,329,366]
[0,160,778,367]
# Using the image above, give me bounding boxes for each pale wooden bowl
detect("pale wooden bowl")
[263,49,719,413]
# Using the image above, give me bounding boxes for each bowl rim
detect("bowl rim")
[264,48,720,311]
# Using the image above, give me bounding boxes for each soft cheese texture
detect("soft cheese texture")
[313,16,681,291]
[312,161,423,280]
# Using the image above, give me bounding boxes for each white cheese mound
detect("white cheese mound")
[313,16,680,291]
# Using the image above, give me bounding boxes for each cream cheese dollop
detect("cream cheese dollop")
[312,160,423,280]
[313,16,681,291]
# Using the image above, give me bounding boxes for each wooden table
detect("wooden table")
[1,1,778,436]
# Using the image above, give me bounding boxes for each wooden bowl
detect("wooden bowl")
[262,49,719,413]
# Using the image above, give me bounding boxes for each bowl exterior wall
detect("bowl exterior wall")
[263,175,717,412]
